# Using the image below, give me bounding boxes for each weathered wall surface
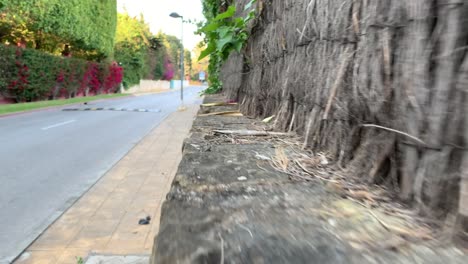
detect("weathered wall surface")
[124,80,192,94]
[123,80,171,94]
[221,0,468,233]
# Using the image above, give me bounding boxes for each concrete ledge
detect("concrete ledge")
[151,95,468,264]
[85,255,149,264]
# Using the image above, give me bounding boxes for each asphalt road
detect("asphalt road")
[0,87,203,263]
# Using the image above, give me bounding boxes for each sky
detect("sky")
[117,0,205,51]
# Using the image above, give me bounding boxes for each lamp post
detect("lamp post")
[169,12,186,111]
[118,62,123,93]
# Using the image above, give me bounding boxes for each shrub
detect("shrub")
[0,44,122,102]
[103,63,123,93]
[0,0,117,59]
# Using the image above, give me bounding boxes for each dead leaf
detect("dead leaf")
[262,115,275,123]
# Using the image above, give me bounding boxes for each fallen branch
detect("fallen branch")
[199,111,243,117]
[213,130,291,136]
[201,102,238,107]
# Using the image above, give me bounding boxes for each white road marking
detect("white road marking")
[41,120,76,130]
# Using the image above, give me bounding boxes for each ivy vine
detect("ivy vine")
[198,0,256,94]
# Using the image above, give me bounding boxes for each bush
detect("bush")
[0,0,117,58]
[0,44,122,102]
[114,41,145,88]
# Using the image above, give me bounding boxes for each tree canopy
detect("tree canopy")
[114,14,191,88]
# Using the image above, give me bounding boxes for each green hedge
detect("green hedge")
[0,0,117,58]
[0,44,122,102]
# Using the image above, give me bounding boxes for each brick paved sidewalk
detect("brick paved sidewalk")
[15,105,199,264]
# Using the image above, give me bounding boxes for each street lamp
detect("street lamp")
[169,12,186,111]
[118,62,123,93]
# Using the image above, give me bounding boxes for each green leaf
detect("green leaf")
[196,1,258,94]
[216,26,231,38]
[214,6,236,21]
[217,35,233,51]
[234,17,245,27]
[198,43,216,60]
[202,21,219,32]
[233,41,243,52]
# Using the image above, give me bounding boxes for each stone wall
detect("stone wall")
[123,80,171,94]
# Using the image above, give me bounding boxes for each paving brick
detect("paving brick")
[15,251,60,264]
[55,250,90,264]
[17,105,199,263]
[29,224,82,250]
[67,219,120,250]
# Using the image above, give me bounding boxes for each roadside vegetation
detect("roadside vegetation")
[0,0,122,103]
[0,0,196,106]
[196,0,256,94]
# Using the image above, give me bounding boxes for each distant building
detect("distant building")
[199,71,206,81]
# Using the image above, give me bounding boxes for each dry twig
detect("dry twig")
[219,233,224,264]
[361,124,426,145]
[199,111,243,117]
[295,159,338,182]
